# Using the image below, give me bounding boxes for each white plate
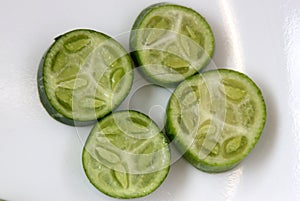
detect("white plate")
[1,0,300,200]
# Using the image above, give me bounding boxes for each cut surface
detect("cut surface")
[38,29,133,125]
[130,3,214,86]
[166,69,266,172]
[82,111,170,198]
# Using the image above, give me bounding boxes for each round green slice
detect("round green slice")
[37,29,133,126]
[130,3,215,86]
[166,69,266,172]
[82,110,170,198]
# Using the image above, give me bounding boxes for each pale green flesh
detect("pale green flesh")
[132,4,214,84]
[166,69,266,172]
[43,30,133,121]
[82,111,170,198]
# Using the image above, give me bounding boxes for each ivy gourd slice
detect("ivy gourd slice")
[82,110,170,198]
[166,69,266,172]
[37,29,133,126]
[130,3,215,86]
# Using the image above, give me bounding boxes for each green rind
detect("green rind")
[82,110,171,199]
[130,3,215,86]
[166,69,266,173]
[38,29,133,126]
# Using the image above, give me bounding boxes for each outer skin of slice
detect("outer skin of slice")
[166,69,267,173]
[130,3,215,86]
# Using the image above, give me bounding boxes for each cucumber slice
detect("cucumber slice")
[37,29,133,126]
[82,110,170,198]
[130,3,214,86]
[166,69,266,172]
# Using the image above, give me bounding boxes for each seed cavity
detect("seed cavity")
[51,51,67,72]
[58,77,88,90]
[139,142,154,154]
[56,66,80,82]
[225,103,238,125]
[172,67,190,74]
[194,120,218,157]
[64,35,91,52]
[79,97,106,109]
[98,171,113,186]
[55,88,72,111]
[90,160,102,170]
[166,43,180,56]
[100,127,120,136]
[110,58,123,68]
[200,140,220,157]
[97,72,111,89]
[186,25,196,39]
[100,118,115,130]
[96,135,108,143]
[219,79,247,101]
[180,86,199,108]
[113,165,129,189]
[146,16,171,29]
[181,18,205,47]
[144,29,168,46]
[181,91,197,107]
[128,117,149,128]
[240,100,255,127]
[163,53,190,74]
[104,134,131,151]
[122,117,150,134]
[180,112,197,134]
[207,143,220,156]
[110,68,125,89]
[143,16,171,45]
[222,136,248,158]
[146,49,164,64]
[135,142,162,172]
[95,146,121,164]
[180,35,202,60]
[197,120,217,136]
[101,45,119,66]
[199,84,212,111]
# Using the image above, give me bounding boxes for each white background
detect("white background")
[1,0,300,200]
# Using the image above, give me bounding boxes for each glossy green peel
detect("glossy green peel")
[82,111,170,198]
[166,69,266,172]
[130,3,215,86]
[38,29,133,126]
